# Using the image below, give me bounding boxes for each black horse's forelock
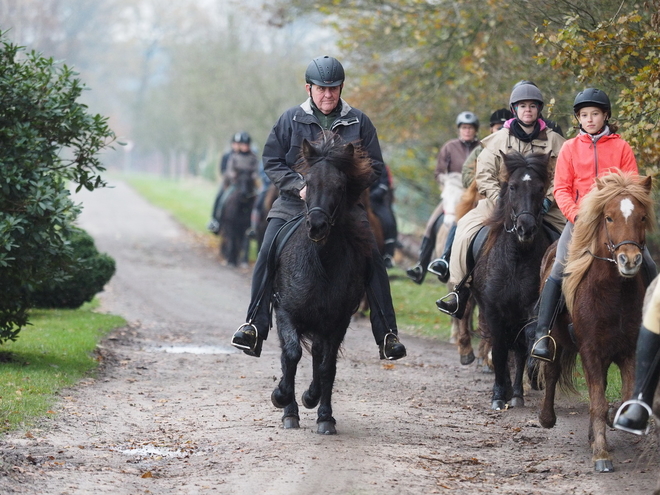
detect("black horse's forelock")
[487,151,550,230]
[296,133,373,199]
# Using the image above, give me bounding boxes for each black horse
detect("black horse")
[471,151,553,410]
[270,134,374,434]
[219,168,256,266]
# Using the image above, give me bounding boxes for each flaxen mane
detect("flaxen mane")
[563,172,655,313]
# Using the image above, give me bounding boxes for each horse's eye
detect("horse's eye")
[605,216,613,223]
[509,184,516,192]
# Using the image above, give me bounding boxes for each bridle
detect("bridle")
[505,209,542,234]
[588,217,645,265]
[304,187,345,242]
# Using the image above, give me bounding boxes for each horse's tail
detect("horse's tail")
[456,180,481,220]
[538,349,580,396]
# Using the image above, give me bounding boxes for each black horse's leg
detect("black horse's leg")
[302,340,323,409]
[510,346,526,408]
[272,316,302,429]
[316,336,344,435]
[490,329,510,410]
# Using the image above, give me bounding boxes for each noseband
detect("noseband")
[505,209,542,234]
[588,217,645,265]
[304,188,344,242]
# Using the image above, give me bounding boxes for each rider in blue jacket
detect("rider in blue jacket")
[230,56,407,361]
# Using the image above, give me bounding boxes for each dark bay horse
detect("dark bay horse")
[270,134,374,434]
[537,172,653,473]
[470,151,553,410]
[220,168,256,266]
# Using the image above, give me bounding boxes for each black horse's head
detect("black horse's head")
[493,151,550,244]
[298,133,373,243]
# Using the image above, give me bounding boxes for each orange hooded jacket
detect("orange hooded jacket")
[553,132,638,223]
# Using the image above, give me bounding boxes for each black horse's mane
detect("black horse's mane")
[295,132,374,203]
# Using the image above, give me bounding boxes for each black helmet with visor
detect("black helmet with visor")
[305,56,345,87]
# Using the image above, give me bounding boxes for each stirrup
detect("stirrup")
[380,332,406,361]
[613,399,654,435]
[530,334,556,363]
[231,323,259,352]
[436,289,467,319]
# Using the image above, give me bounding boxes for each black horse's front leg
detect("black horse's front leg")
[315,337,343,435]
[272,317,302,429]
[490,331,512,410]
[302,340,323,410]
[510,346,526,408]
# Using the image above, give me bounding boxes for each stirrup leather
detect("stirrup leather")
[613,399,653,435]
[530,334,557,363]
[231,323,259,352]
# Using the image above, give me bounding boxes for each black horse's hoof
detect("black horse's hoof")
[510,396,525,408]
[594,460,614,473]
[317,421,337,435]
[460,351,475,365]
[271,389,290,409]
[283,416,300,429]
[302,390,319,409]
[491,400,506,411]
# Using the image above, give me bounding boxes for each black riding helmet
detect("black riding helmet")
[573,88,611,117]
[305,56,345,87]
[489,108,513,126]
[234,131,251,144]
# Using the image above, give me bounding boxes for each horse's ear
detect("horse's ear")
[345,143,355,156]
[302,139,316,160]
[640,175,653,193]
[594,176,605,190]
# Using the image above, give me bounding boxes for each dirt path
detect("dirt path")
[0,180,657,494]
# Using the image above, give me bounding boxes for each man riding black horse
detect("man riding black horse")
[230,56,407,362]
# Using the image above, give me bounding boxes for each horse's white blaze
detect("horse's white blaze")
[620,197,634,221]
[522,173,532,182]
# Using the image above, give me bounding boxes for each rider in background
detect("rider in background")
[436,81,566,319]
[220,132,241,175]
[209,132,258,234]
[369,164,398,268]
[230,56,407,361]
[429,108,513,282]
[406,111,480,284]
[530,88,647,362]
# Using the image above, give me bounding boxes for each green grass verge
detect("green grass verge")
[119,173,218,234]
[0,303,125,433]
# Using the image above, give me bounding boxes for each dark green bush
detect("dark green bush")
[0,31,115,342]
[29,229,115,309]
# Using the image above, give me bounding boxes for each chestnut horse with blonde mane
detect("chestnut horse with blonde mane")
[537,172,654,473]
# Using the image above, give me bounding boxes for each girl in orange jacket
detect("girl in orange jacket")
[530,88,656,362]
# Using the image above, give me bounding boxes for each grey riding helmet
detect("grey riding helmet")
[573,88,611,117]
[456,111,479,130]
[509,83,544,113]
[305,56,345,87]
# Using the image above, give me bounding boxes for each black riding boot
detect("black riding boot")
[406,236,434,284]
[530,277,563,362]
[428,223,456,283]
[436,285,471,320]
[368,242,407,360]
[230,218,284,357]
[613,326,660,435]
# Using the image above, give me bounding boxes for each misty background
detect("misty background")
[0,0,335,181]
